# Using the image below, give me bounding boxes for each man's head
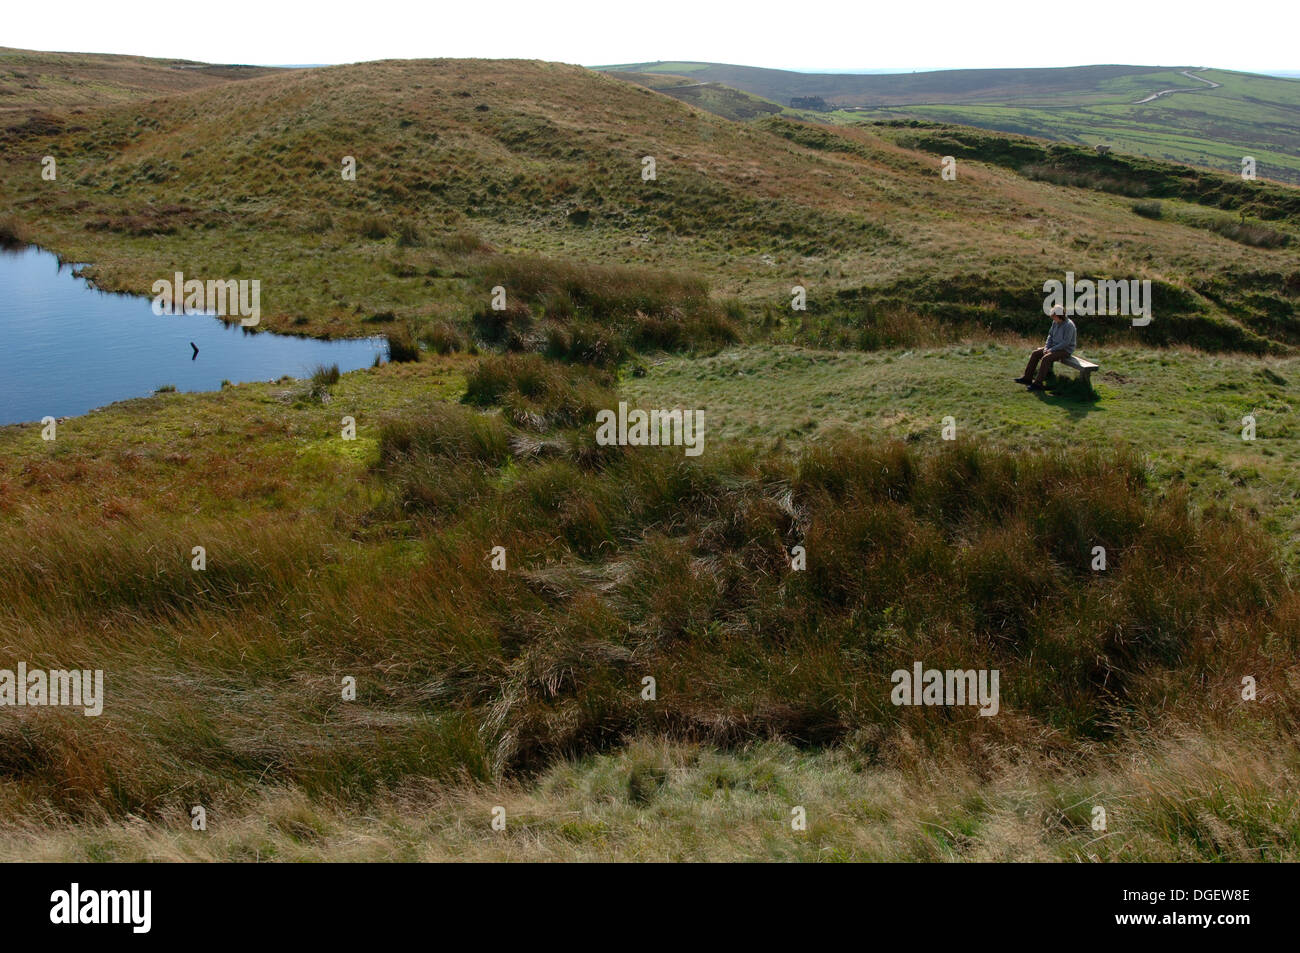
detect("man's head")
[1050,305,1065,323]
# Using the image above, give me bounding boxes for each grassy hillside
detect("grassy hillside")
[0,47,284,118]
[608,71,784,120]
[597,62,1176,106]
[846,70,1300,186]
[601,62,1300,185]
[2,55,1296,348]
[2,50,1300,861]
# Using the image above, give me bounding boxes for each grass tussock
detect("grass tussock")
[1022,163,1151,196]
[301,363,341,403]
[0,215,28,247]
[421,322,469,355]
[1202,217,1290,249]
[385,327,421,363]
[311,363,340,387]
[462,353,615,430]
[472,256,740,366]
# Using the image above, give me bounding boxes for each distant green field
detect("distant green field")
[838,70,1300,184]
[601,62,1300,185]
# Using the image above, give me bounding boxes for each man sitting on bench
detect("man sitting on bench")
[1015,305,1077,391]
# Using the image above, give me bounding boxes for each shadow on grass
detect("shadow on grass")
[1028,373,1102,420]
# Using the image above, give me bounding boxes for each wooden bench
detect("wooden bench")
[1058,354,1099,384]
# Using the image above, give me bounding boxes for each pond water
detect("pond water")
[0,245,387,425]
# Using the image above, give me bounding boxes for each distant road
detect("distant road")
[1134,69,1221,104]
[1180,69,1222,88]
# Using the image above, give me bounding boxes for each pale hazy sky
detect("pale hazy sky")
[5,0,1295,72]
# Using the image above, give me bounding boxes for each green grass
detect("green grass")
[830,69,1300,185]
[627,342,1300,566]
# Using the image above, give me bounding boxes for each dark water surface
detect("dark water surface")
[0,245,386,425]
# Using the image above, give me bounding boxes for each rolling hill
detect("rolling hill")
[599,61,1300,184]
[605,69,784,120]
[0,47,285,118]
[597,62,1183,106]
[2,51,1296,346]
